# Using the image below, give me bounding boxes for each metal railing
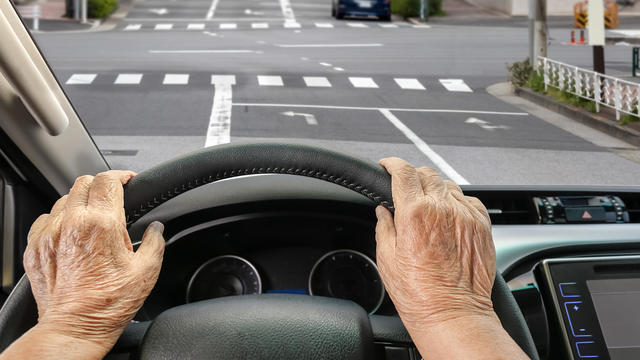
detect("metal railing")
[538,56,640,120]
[16,5,40,31]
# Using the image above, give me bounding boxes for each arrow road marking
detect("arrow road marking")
[465,117,510,130]
[148,8,168,15]
[281,111,317,125]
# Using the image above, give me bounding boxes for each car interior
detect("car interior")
[1,1,640,359]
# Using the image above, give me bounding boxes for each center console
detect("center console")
[535,256,640,360]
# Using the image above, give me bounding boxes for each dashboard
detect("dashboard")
[125,174,640,360]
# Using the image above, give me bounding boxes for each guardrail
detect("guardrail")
[16,5,40,31]
[539,56,640,121]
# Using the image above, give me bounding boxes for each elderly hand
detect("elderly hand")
[21,170,165,355]
[375,158,527,359]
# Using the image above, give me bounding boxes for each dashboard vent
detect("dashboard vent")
[468,192,538,225]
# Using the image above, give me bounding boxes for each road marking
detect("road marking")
[279,0,297,25]
[124,24,141,31]
[412,24,431,28]
[380,109,469,184]
[187,23,205,30]
[231,102,529,116]
[114,74,143,85]
[333,67,345,71]
[439,79,473,92]
[219,23,237,29]
[315,23,334,28]
[395,78,425,90]
[203,31,218,36]
[252,22,269,29]
[258,75,284,86]
[347,22,368,28]
[154,23,173,30]
[284,22,301,28]
[149,8,168,15]
[281,111,317,125]
[149,50,255,54]
[163,74,189,85]
[303,77,332,87]
[66,74,97,85]
[276,43,382,48]
[205,0,221,20]
[319,62,332,67]
[349,77,378,88]
[205,77,234,147]
[465,117,510,130]
[379,23,398,28]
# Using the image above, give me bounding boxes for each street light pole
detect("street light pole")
[529,0,547,69]
[588,0,606,73]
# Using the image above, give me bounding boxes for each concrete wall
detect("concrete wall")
[468,0,577,16]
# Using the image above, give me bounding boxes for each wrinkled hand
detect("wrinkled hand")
[375,158,496,333]
[24,170,165,351]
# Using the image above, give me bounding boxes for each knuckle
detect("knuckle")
[74,175,94,185]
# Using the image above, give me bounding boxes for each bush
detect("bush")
[88,0,117,18]
[391,0,444,18]
[506,58,532,88]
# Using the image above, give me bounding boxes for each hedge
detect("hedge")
[391,0,444,18]
[88,0,117,18]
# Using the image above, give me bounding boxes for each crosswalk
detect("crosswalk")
[63,73,473,92]
[122,21,430,32]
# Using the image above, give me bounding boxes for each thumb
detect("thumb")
[375,206,396,260]
[134,221,165,272]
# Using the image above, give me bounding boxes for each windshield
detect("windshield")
[21,0,640,185]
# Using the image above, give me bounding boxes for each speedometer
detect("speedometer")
[308,249,385,314]
[186,255,262,303]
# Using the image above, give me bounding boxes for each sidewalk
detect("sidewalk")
[14,0,94,32]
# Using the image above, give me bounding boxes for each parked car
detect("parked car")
[332,0,391,20]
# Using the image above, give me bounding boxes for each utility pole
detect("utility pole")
[588,0,606,73]
[529,0,547,69]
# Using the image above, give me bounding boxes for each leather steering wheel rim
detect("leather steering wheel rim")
[0,141,538,359]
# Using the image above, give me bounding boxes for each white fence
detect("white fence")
[16,5,40,31]
[538,56,640,121]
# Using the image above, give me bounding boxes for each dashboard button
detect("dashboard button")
[575,341,599,358]
[559,282,580,297]
[384,346,411,360]
[564,301,592,337]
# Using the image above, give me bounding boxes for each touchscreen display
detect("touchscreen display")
[587,278,640,360]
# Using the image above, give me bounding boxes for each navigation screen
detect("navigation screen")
[587,279,640,360]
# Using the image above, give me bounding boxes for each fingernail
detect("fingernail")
[150,221,164,234]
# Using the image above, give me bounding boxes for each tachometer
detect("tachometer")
[308,249,385,314]
[186,255,262,303]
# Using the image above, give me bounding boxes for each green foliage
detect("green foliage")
[391,0,443,18]
[527,69,545,93]
[620,101,640,125]
[88,0,117,18]
[506,58,532,88]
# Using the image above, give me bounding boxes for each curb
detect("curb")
[515,87,640,147]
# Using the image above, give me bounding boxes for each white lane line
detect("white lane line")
[319,62,332,67]
[114,74,143,85]
[347,22,368,28]
[220,23,237,29]
[163,74,190,85]
[231,102,529,116]
[279,0,297,25]
[187,23,205,30]
[205,78,234,147]
[303,76,332,87]
[154,23,173,30]
[412,24,431,28]
[349,77,378,88]
[379,109,469,185]
[395,78,425,90]
[149,50,255,54]
[379,23,398,28]
[252,22,269,29]
[65,74,97,85]
[276,43,382,48]
[124,24,141,31]
[257,75,284,86]
[315,22,334,28]
[205,0,221,20]
[283,22,301,28]
[439,79,473,92]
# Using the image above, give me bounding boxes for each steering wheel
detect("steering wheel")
[0,142,538,359]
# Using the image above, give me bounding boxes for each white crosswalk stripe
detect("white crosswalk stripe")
[211,75,237,85]
[258,75,284,86]
[439,79,473,92]
[395,78,425,90]
[347,23,368,28]
[315,23,334,28]
[349,77,378,88]
[412,24,431,29]
[124,24,141,31]
[114,74,143,85]
[155,24,173,30]
[251,23,269,29]
[303,77,332,87]
[163,74,190,85]
[66,74,97,85]
[379,23,398,28]
[220,23,237,30]
[187,23,205,30]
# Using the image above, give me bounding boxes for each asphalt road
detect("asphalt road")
[32,0,640,185]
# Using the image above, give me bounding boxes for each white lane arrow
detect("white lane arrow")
[465,117,488,125]
[465,117,509,131]
[149,8,169,15]
[281,111,317,125]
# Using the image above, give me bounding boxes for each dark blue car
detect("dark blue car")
[332,0,391,21]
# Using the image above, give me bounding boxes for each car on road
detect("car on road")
[332,0,391,20]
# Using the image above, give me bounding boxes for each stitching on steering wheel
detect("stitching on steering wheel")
[126,167,394,225]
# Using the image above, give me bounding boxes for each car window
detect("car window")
[20,0,640,185]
